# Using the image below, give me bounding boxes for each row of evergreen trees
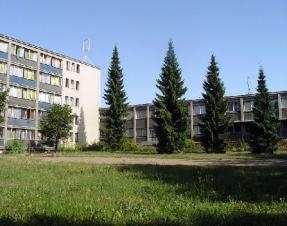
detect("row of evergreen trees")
[101,42,279,154]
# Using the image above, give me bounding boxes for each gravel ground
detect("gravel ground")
[35,156,287,167]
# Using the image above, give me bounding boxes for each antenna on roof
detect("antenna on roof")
[82,38,90,63]
[247,76,251,94]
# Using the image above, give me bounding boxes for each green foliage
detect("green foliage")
[250,68,279,154]
[278,139,287,151]
[0,91,7,124]
[184,139,205,153]
[228,140,251,152]
[59,144,85,152]
[201,55,230,153]
[86,141,108,152]
[5,139,27,153]
[40,104,73,151]
[121,138,140,152]
[102,46,128,151]
[153,41,189,153]
[0,157,286,225]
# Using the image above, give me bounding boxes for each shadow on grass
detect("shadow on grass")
[0,212,286,226]
[118,164,287,202]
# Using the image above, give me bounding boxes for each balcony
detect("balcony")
[39,82,62,94]
[38,101,51,110]
[9,75,36,88]
[0,73,7,83]
[40,63,62,75]
[0,51,8,60]
[8,96,35,108]
[8,118,35,128]
[11,55,37,69]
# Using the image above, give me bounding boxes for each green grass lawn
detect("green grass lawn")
[0,156,287,225]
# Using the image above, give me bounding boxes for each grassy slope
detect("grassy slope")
[0,156,287,225]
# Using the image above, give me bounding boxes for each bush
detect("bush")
[85,141,107,152]
[5,139,27,153]
[59,144,85,152]
[227,140,251,152]
[121,138,140,152]
[184,139,205,153]
[278,139,287,151]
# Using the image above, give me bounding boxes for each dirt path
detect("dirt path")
[35,156,287,167]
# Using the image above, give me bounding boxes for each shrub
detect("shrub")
[121,138,140,152]
[184,139,205,153]
[277,139,287,151]
[86,141,107,152]
[5,139,27,153]
[59,144,85,152]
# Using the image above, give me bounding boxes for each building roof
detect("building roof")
[0,33,100,70]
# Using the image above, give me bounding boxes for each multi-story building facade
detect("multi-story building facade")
[100,91,287,145]
[0,34,100,148]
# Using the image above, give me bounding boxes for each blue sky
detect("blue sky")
[1,0,287,106]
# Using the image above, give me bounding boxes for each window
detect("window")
[65,96,69,105]
[0,62,7,73]
[76,64,80,73]
[75,98,79,107]
[0,84,6,92]
[71,63,75,72]
[39,92,61,104]
[127,111,133,120]
[0,41,8,52]
[40,54,62,68]
[227,102,240,112]
[70,133,74,142]
[65,78,69,88]
[11,44,37,61]
[71,80,75,89]
[76,81,79,90]
[281,95,287,108]
[7,128,35,140]
[193,105,206,115]
[70,97,74,106]
[136,110,147,119]
[10,65,35,80]
[193,125,201,135]
[74,115,79,125]
[66,61,70,71]
[75,133,79,143]
[7,107,35,120]
[9,86,36,100]
[136,128,147,137]
[244,101,254,111]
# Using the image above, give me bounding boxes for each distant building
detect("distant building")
[100,91,287,144]
[0,34,100,148]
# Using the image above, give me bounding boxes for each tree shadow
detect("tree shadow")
[0,212,286,226]
[78,107,87,145]
[0,214,111,226]
[118,164,287,202]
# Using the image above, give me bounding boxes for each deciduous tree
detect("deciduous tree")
[40,104,73,150]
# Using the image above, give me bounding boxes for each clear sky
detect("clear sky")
[1,0,286,106]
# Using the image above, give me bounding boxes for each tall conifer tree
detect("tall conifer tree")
[102,46,128,151]
[201,55,230,153]
[250,68,279,153]
[153,41,188,153]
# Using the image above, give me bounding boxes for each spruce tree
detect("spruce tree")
[250,68,279,154]
[201,55,230,153]
[153,41,188,153]
[102,46,128,151]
